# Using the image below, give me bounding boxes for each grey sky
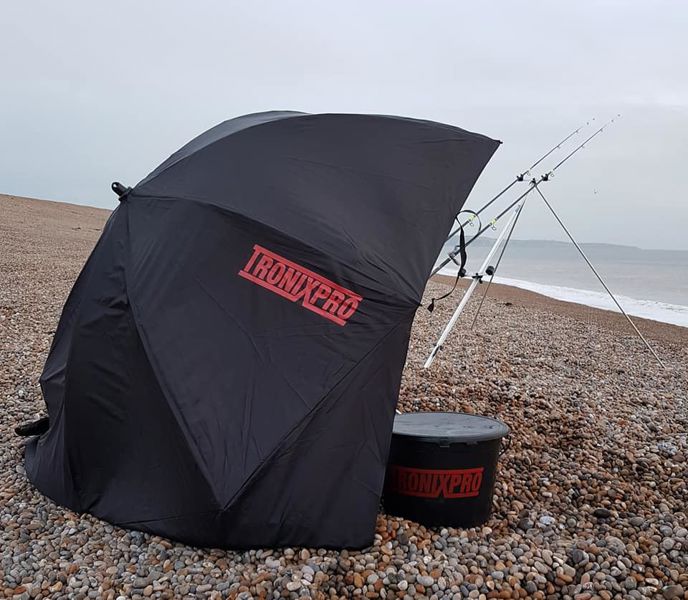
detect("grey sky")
[2,1,687,249]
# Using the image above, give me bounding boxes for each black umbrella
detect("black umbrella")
[23,111,499,548]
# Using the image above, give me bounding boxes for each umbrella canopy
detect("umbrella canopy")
[25,111,499,548]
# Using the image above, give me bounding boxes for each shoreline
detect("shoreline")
[432,274,688,348]
[4,190,684,336]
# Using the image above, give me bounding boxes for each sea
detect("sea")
[435,238,688,328]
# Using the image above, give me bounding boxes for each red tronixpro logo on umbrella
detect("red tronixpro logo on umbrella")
[238,244,362,326]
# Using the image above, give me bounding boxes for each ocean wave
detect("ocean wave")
[436,268,688,328]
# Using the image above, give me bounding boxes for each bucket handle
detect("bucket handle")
[499,435,511,458]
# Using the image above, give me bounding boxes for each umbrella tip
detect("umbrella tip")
[111,182,132,199]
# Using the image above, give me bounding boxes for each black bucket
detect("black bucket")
[382,412,509,528]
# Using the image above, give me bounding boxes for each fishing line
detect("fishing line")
[441,122,588,245]
[427,224,467,312]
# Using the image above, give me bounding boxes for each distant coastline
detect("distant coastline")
[438,236,688,308]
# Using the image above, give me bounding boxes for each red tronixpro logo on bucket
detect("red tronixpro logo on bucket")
[238,244,362,326]
[387,465,484,499]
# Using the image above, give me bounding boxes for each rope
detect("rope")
[427,224,466,312]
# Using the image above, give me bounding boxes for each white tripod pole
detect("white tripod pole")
[532,184,665,368]
[424,204,523,368]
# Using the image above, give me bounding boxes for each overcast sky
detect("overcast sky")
[2,1,687,249]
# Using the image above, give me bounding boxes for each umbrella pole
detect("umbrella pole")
[532,183,666,369]
[424,204,523,368]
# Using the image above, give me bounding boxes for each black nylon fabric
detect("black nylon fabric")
[25,111,499,548]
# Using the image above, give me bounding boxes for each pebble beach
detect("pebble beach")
[1,194,687,600]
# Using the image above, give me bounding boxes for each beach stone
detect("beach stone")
[623,577,637,590]
[662,585,684,599]
[534,561,549,574]
[661,538,675,551]
[571,548,588,565]
[1,199,687,600]
[605,536,626,553]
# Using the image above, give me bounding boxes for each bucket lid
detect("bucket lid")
[393,412,509,443]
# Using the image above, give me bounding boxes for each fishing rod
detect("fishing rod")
[425,177,665,370]
[430,115,620,278]
[424,115,662,370]
[442,121,588,246]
